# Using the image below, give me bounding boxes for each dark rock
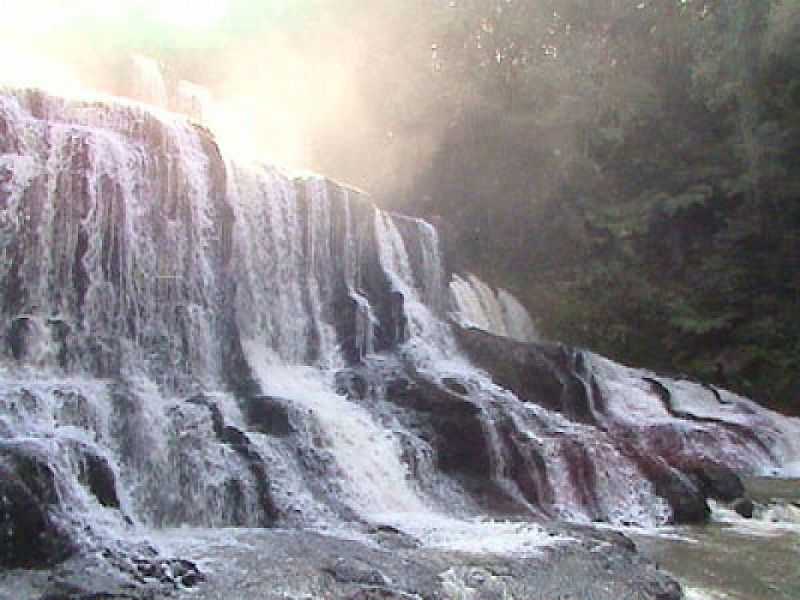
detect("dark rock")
[77,449,120,509]
[180,570,206,588]
[732,497,755,519]
[652,579,683,600]
[241,395,294,436]
[369,524,404,535]
[0,456,73,568]
[494,415,555,512]
[36,550,205,599]
[7,316,70,370]
[455,327,600,425]
[392,376,488,476]
[441,377,468,395]
[185,394,225,437]
[0,442,60,504]
[621,451,710,524]
[684,461,745,502]
[220,426,279,525]
[655,469,710,524]
[8,315,34,360]
[387,375,480,418]
[184,396,279,525]
[591,528,638,553]
[384,372,533,515]
[221,424,250,448]
[332,293,362,365]
[220,312,262,399]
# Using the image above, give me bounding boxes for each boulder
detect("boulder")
[0,455,73,568]
[685,461,745,502]
[74,446,120,509]
[731,497,755,519]
[653,469,710,524]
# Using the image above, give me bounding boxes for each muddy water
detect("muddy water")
[633,478,800,600]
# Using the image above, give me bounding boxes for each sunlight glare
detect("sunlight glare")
[1,0,230,32]
[0,47,87,98]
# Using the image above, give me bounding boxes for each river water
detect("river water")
[633,478,800,600]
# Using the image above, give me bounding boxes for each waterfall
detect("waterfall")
[450,273,538,342]
[2,86,799,568]
[373,209,457,362]
[497,288,539,342]
[128,55,169,109]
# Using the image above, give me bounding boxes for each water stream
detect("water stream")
[633,477,800,600]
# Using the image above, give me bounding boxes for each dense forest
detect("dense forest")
[11,0,798,412]
[303,0,800,414]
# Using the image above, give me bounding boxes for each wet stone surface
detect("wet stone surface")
[151,527,682,600]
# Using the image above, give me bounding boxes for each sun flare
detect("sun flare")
[2,0,231,32]
[0,0,353,170]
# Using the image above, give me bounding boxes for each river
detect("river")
[633,478,800,600]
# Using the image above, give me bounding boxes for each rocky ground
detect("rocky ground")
[0,522,682,600]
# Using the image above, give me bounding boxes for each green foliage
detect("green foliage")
[371,0,800,413]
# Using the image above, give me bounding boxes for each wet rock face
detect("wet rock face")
[148,528,683,600]
[650,467,710,524]
[33,549,205,600]
[385,374,491,478]
[685,460,746,502]
[456,328,597,424]
[451,327,780,524]
[59,442,122,511]
[185,395,280,526]
[241,395,294,437]
[0,454,73,568]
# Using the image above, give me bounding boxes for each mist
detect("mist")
[0,0,449,200]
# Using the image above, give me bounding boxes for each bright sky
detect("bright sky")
[0,0,329,168]
[4,0,233,32]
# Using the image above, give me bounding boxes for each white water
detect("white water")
[498,287,539,342]
[128,55,168,109]
[374,209,455,357]
[450,273,538,342]
[246,350,427,517]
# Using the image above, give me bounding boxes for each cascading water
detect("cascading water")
[2,85,800,586]
[128,55,169,110]
[450,273,538,342]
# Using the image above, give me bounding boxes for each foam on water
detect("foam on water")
[371,512,571,555]
[684,588,734,600]
[245,344,427,517]
[708,499,800,537]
